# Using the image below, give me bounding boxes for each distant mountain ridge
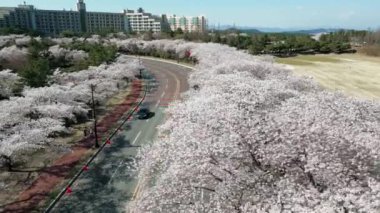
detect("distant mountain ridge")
[287,28,342,34]
[211,25,344,34]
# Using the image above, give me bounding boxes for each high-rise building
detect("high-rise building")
[77,0,86,32]
[160,14,171,33]
[0,1,165,35]
[86,12,125,33]
[124,9,161,33]
[34,9,82,35]
[168,15,207,33]
[0,5,38,30]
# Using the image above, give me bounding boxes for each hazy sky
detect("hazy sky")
[2,0,379,29]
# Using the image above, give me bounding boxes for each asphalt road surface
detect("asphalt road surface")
[51,58,191,213]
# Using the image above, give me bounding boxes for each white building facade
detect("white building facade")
[0,1,207,35]
[124,10,161,33]
[168,15,207,33]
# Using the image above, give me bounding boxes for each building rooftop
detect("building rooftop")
[17,4,34,10]
[0,7,15,19]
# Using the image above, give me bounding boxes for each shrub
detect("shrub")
[359,45,380,57]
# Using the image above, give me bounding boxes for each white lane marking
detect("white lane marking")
[108,160,124,185]
[132,131,142,145]
[165,84,168,90]
[145,119,149,123]
[161,91,166,98]
[132,177,142,200]
[155,100,160,108]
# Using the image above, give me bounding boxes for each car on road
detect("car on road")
[137,108,153,119]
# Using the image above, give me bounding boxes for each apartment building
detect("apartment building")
[0,1,163,35]
[0,5,37,30]
[34,10,82,35]
[124,10,161,33]
[0,1,207,35]
[0,3,85,35]
[86,12,126,33]
[168,15,207,33]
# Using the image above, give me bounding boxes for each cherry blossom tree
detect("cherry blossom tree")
[0,52,140,170]
[14,36,32,47]
[126,40,380,212]
[48,45,89,63]
[0,69,21,99]
[0,35,28,48]
[0,117,66,171]
[51,55,139,104]
[1,36,378,211]
[51,37,74,45]
[66,49,88,63]
[0,37,11,48]
[85,34,102,44]
[0,45,28,70]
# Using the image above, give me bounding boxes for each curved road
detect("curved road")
[51,58,191,212]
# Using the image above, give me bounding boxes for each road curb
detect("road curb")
[128,55,195,70]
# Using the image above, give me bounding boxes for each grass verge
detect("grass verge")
[276,53,380,100]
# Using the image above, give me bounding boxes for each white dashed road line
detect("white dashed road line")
[132,131,142,145]
[155,100,160,108]
[108,160,124,185]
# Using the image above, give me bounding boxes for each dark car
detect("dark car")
[137,108,151,119]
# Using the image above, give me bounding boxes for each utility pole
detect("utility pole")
[138,57,143,78]
[90,84,100,148]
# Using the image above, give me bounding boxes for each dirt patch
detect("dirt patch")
[1,80,142,213]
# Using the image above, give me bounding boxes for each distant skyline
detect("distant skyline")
[1,0,379,30]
